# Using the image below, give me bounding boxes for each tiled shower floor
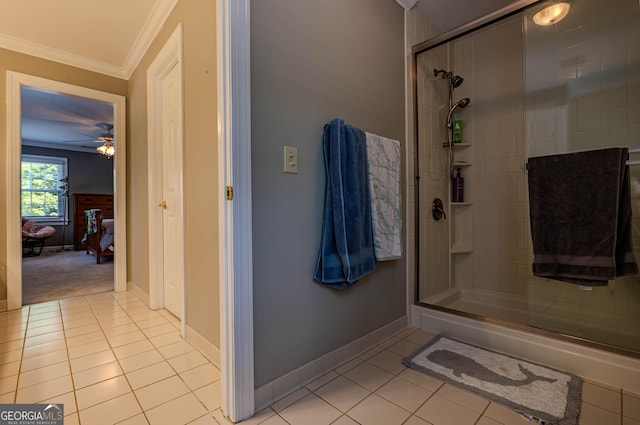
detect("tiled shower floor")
[429,287,640,353]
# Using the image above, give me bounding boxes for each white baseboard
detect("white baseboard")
[42,245,74,253]
[186,325,221,369]
[254,315,408,411]
[128,281,150,308]
[127,281,220,368]
[411,304,640,394]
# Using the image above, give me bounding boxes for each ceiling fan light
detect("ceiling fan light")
[533,2,570,26]
[97,142,115,158]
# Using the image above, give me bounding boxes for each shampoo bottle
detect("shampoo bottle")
[453,120,463,143]
[452,168,464,202]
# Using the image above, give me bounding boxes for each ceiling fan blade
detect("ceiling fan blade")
[63,139,103,144]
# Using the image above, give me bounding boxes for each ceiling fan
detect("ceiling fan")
[94,123,115,158]
[94,122,114,142]
[63,122,116,157]
[63,122,114,144]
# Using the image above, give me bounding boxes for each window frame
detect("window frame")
[21,154,69,225]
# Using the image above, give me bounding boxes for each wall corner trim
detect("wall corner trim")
[395,0,418,11]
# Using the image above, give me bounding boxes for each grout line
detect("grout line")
[14,304,30,404]
[58,298,82,422]
[101,291,216,422]
[620,388,623,425]
[4,291,221,425]
[85,291,149,424]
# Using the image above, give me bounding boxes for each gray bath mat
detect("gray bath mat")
[403,335,581,425]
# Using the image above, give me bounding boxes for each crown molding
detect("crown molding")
[0,33,126,79]
[0,0,179,80]
[122,0,180,79]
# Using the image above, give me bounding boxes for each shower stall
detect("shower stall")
[412,0,640,368]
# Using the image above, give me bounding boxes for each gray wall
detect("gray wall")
[22,145,113,246]
[251,0,406,386]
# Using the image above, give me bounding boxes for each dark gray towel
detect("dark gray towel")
[527,148,638,286]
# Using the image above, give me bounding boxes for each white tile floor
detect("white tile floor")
[1,291,639,425]
[0,291,219,425]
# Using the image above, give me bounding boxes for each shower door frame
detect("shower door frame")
[410,0,640,361]
[411,0,541,308]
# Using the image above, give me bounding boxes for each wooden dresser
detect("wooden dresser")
[73,193,114,250]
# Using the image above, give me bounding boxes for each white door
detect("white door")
[161,63,185,320]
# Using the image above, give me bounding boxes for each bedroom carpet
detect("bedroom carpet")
[22,249,114,305]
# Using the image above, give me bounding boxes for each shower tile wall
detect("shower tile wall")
[406,7,441,305]
[450,16,527,298]
[523,0,640,351]
[412,0,640,353]
[525,0,640,157]
[416,48,451,300]
[407,8,450,302]
[414,15,528,304]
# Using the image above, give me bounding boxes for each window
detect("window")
[21,154,68,222]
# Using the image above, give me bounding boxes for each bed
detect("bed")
[84,209,114,264]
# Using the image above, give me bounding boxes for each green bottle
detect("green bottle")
[453,120,462,143]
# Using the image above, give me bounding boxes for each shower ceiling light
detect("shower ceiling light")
[533,2,571,26]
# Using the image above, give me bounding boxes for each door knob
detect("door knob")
[159,201,167,209]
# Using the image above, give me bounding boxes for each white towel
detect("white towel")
[365,132,402,261]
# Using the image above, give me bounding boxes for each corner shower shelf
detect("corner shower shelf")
[443,143,471,149]
[450,201,473,255]
[452,161,472,168]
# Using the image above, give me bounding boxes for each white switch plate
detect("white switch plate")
[284,146,298,174]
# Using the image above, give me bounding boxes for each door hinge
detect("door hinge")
[226,185,233,201]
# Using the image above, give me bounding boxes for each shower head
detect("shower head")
[456,97,471,108]
[447,97,471,127]
[434,69,465,88]
[451,75,464,88]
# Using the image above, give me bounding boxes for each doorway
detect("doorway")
[20,88,116,305]
[147,24,187,329]
[5,72,127,310]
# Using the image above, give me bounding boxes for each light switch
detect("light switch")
[284,146,298,174]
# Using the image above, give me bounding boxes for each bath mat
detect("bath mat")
[403,335,581,425]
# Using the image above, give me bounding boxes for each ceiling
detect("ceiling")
[0,1,177,153]
[415,0,522,34]
[20,87,115,152]
[0,0,178,78]
[1,0,521,153]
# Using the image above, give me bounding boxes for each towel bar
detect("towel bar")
[524,151,640,168]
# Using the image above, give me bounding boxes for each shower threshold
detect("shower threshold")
[420,287,640,355]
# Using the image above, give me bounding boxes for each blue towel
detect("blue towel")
[314,118,376,289]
